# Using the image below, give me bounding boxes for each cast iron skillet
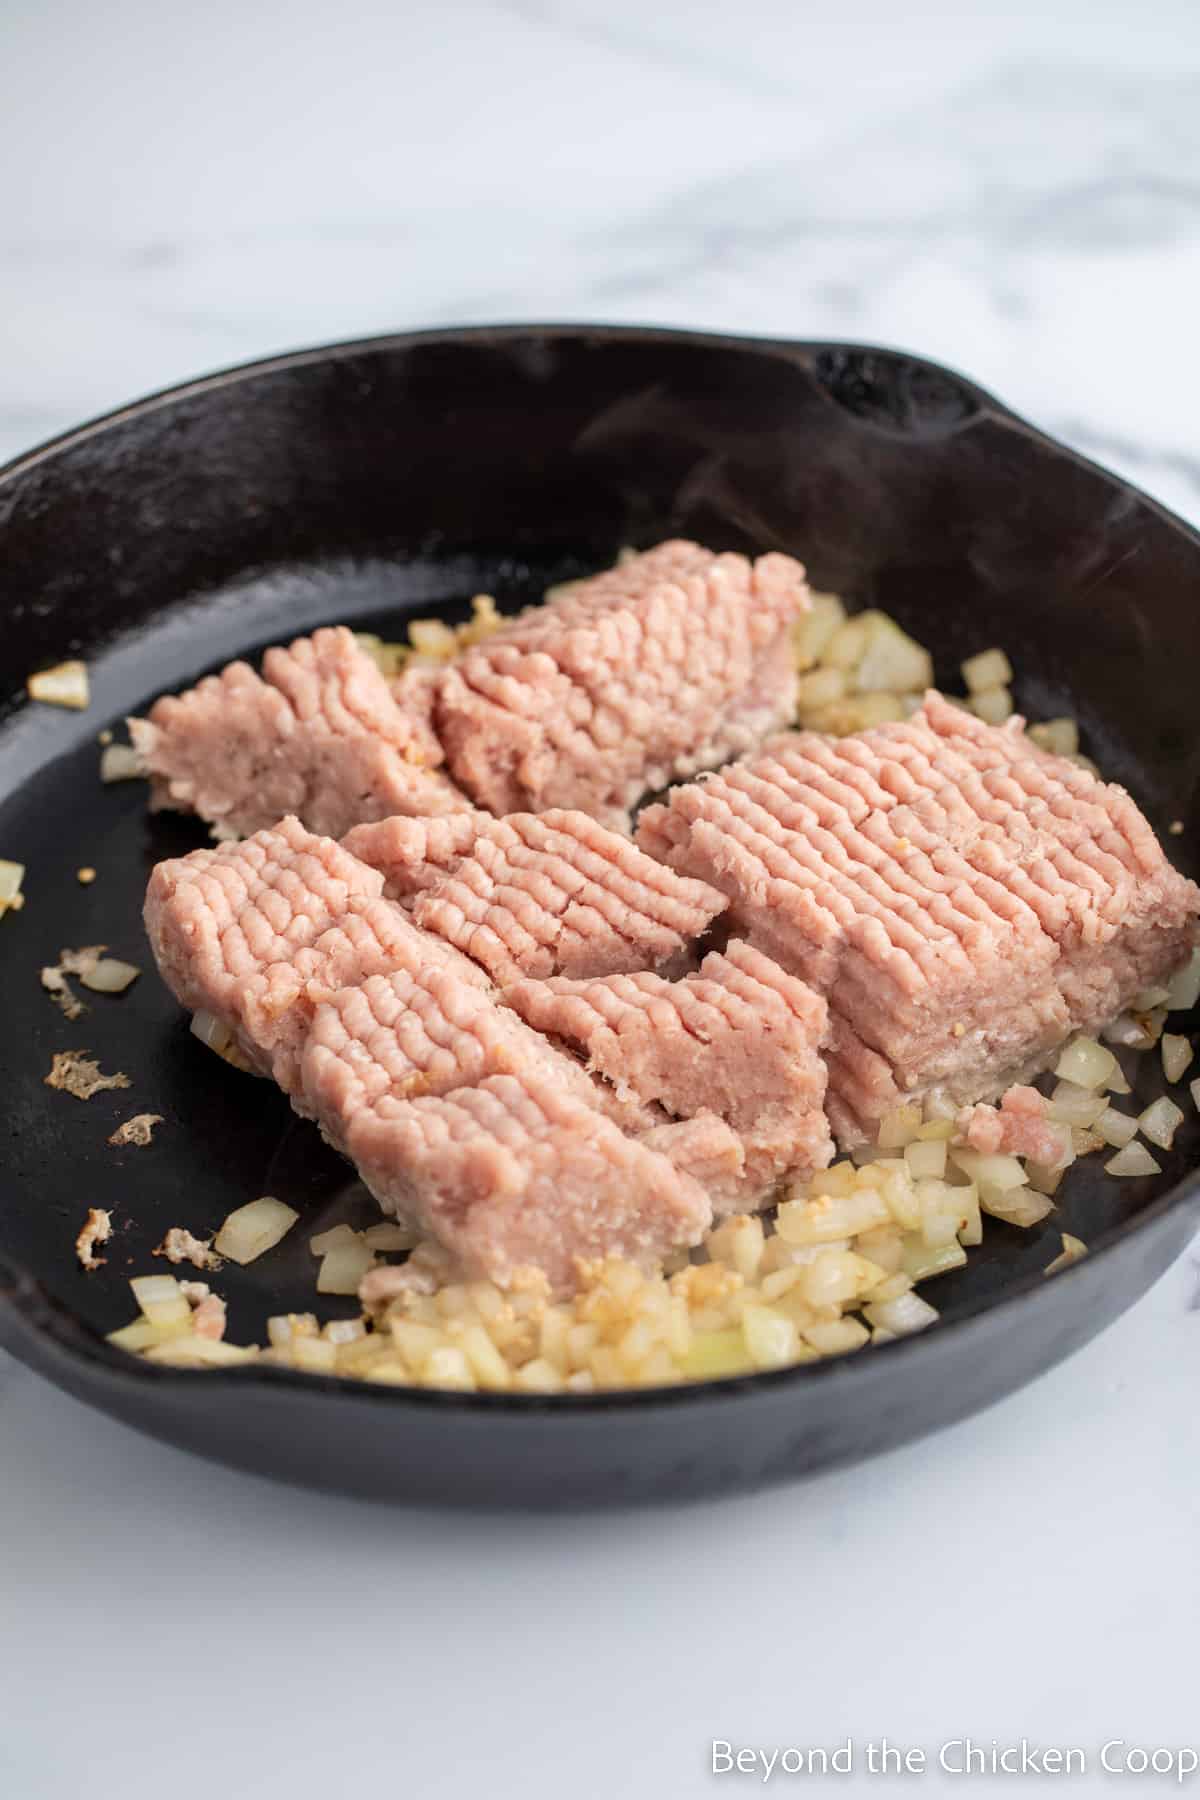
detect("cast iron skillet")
[1,326,1198,1508]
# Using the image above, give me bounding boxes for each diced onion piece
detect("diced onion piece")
[961,647,1013,693]
[99,743,146,782]
[1047,1080,1108,1128]
[407,618,459,661]
[792,591,846,668]
[213,1196,298,1265]
[316,1236,376,1295]
[948,1148,1028,1192]
[904,1138,947,1180]
[79,956,140,994]
[901,1240,967,1282]
[1028,718,1079,756]
[1102,1013,1156,1051]
[776,1187,890,1245]
[1137,1096,1184,1151]
[308,1223,359,1257]
[1044,1234,1088,1277]
[362,1221,419,1252]
[877,1104,921,1149]
[741,1304,799,1370]
[1105,1142,1162,1178]
[1165,948,1200,1013]
[1055,1036,1118,1090]
[144,1335,256,1367]
[796,667,846,711]
[129,1274,192,1330]
[968,686,1013,725]
[801,1317,870,1355]
[863,1291,939,1336]
[190,1010,256,1073]
[0,859,25,920]
[1161,1034,1194,1084]
[27,659,90,708]
[107,1315,190,1351]
[823,617,871,671]
[1096,1106,1138,1148]
[979,1188,1055,1228]
[1132,985,1170,1011]
[1025,1160,1065,1198]
[853,613,934,695]
[1191,1076,1200,1114]
[1106,1063,1131,1095]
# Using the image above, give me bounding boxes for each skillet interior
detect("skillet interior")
[1,325,1198,1506]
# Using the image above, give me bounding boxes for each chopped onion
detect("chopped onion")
[0,859,25,921]
[27,659,89,708]
[78,956,140,994]
[801,1317,870,1355]
[1132,985,1170,1012]
[1137,1096,1184,1151]
[877,1104,922,1149]
[309,1223,359,1257]
[1025,1161,1065,1198]
[904,1138,947,1180]
[1166,948,1200,1013]
[1055,1036,1118,1090]
[129,1274,192,1330]
[793,591,846,667]
[948,1148,1028,1192]
[1044,1234,1088,1277]
[1161,1034,1194,1084]
[863,1291,939,1336]
[741,1304,799,1370]
[979,1188,1055,1228]
[1047,1080,1107,1128]
[213,1196,298,1265]
[961,647,1013,693]
[317,1236,376,1295]
[99,743,146,782]
[1106,1063,1131,1095]
[968,686,1014,725]
[1096,1106,1138,1148]
[144,1335,256,1367]
[363,1221,419,1251]
[852,614,934,695]
[190,1010,257,1073]
[1105,1142,1162,1178]
[107,1316,188,1352]
[1191,1077,1200,1114]
[1028,718,1079,757]
[901,1240,967,1282]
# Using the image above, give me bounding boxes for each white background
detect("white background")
[1,3,1198,1795]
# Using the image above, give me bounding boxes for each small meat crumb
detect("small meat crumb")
[75,1207,113,1271]
[154,1226,222,1272]
[109,1112,164,1148]
[183,1288,227,1341]
[40,965,85,1021]
[45,1049,131,1100]
[76,867,97,886]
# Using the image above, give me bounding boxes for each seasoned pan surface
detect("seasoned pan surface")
[1,326,1198,1506]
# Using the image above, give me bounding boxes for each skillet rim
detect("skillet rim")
[2,320,1198,1418]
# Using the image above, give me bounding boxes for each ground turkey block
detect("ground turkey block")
[144,815,488,1095]
[343,1074,711,1296]
[342,808,728,982]
[145,817,712,1290]
[501,941,833,1210]
[130,626,470,840]
[432,540,810,827]
[637,693,1200,1144]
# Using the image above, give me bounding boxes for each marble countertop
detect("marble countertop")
[1,3,1197,1795]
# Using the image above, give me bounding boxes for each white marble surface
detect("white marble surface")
[2,2,1199,1795]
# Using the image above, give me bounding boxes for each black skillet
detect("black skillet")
[1,326,1198,1508]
